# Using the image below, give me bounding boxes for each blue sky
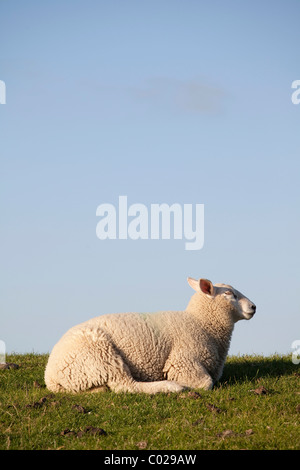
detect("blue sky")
[1,0,299,356]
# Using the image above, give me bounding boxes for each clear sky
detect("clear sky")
[1,0,299,357]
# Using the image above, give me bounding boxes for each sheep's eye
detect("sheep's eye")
[225,290,237,299]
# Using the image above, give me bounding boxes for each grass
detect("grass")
[0,353,299,450]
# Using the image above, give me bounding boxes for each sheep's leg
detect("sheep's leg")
[137,380,185,394]
[110,379,185,394]
[164,359,213,391]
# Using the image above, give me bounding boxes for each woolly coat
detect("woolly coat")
[44,289,237,394]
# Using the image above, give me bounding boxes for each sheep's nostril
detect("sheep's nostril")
[251,304,256,313]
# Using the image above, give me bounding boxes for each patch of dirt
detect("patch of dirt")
[206,403,224,413]
[60,426,107,438]
[25,397,48,409]
[0,363,20,370]
[217,428,254,439]
[249,386,270,395]
[72,404,89,414]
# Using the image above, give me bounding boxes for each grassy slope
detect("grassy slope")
[0,353,299,450]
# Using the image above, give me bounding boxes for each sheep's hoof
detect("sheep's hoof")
[163,381,185,393]
[201,376,213,390]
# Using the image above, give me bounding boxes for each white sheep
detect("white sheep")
[44,277,256,394]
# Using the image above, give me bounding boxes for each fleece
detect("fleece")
[44,278,256,394]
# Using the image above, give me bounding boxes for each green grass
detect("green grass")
[0,353,299,450]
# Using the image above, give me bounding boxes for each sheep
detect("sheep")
[44,277,256,394]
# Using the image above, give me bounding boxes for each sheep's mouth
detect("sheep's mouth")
[244,311,255,319]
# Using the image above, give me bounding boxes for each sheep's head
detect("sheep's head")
[187,277,256,323]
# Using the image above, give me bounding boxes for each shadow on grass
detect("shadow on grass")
[219,355,297,385]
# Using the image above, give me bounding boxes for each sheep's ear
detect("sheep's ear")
[199,278,214,297]
[187,277,201,292]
